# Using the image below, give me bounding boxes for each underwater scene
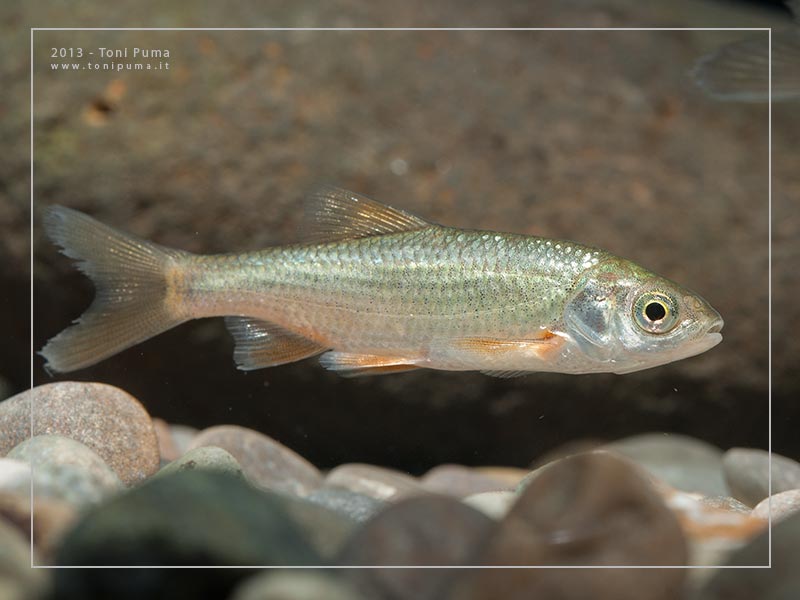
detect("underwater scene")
[3,0,800,598]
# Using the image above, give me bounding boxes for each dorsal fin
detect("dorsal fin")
[301,186,432,243]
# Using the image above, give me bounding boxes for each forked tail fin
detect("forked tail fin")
[40,206,191,373]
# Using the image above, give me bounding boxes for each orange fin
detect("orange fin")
[319,351,421,377]
[450,331,565,360]
[301,186,432,243]
[224,317,327,370]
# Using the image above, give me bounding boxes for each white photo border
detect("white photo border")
[29,26,773,570]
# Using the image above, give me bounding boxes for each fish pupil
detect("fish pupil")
[645,301,666,322]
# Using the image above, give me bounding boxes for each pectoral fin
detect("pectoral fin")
[319,351,421,377]
[225,317,327,370]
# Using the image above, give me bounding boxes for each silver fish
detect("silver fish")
[40,187,723,377]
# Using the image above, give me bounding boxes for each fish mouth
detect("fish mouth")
[702,332,723,349]
[706,318,724,335]
[702,316,724,348]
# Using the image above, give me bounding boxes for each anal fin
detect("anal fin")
[224,317,327,370]
[319,351,421,377]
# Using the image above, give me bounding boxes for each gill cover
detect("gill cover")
[563,266,626,362]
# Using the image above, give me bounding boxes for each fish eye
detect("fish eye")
[633,291,679,334]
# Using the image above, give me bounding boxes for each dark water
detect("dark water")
[11,5,792,472]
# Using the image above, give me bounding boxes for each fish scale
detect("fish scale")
[181,228,599,347]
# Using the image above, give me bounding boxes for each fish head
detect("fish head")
[562,259,723,374]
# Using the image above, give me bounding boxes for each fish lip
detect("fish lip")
[703,332,723,348]
[706,317,724,335]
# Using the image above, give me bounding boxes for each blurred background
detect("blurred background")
[4,0,795,472]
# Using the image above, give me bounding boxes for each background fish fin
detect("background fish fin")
[789,0,800,21]
[691,31,800,102]
[224,317,326,370]
[480,370,532,378]
[301,185,432,243]
[39,206,190,373]
[319,351,420,377]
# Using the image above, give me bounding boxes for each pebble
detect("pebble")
[305,487,384,523]
[722,448,800,507]
[752,489,800,523]
[451,452,687,600]
[660,487,765,567]
[0,518,48,598]
[0,382,160,485]
[698,495,752,514]
[8,435,123,509]
[420,464,510,497]
[462,491,515,520]
[473,466,529,487]
[152,417,180,463]
[230,571,365,600]
[529,438,605,468]
[56,471,320,570]
[604,433,727,496]
[338,495,493,599]
[0,492,76,566]
[152,419,199,462]
[0,458,30,497]
[187,425,321,497]
[169,423,198,456]
[696,511,800,598]
[325,463,425,501]
[155,446,245,480]
[275,494,356,559]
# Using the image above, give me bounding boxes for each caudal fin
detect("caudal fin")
[40,206,190,373]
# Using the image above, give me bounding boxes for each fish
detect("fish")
[692,1,800,102]
[39,186,724,378]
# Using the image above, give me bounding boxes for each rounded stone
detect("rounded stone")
[0,382,160,485]
[473,466,530,488]
[153,417,180,463]
[453,453,688,600]
[463,491,515,520]
[187,425,321,497]
[698,495,753,514]
[152,418,198,462]
[603,433,727,496]
[421,464,510,498]
[325,463,425,502]
[723,448,800,507]
[56,470,321,568]
[306,488,384,523]
[275,494,357,559]
[231,571,365,600]
[0,518,48,599]
[0,458,31,497]
[156,446,245,480]
[8,435,123,509]
[752,490,800,523]
[660,487,766,567]
[697,512,800,598]
[0,492,77,566]
[169,424,199,456]
[338,495,493,598]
